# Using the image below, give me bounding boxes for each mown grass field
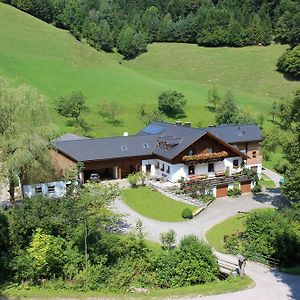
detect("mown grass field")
[121,186,197,222]
[0,3,299,140]
[0,276,253,299]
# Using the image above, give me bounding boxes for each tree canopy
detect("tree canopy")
[158,90,187,117]
[277,45,300,79]
[3,0,299,59]
[0,78,56,203]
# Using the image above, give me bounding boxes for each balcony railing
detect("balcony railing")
[185,173,252,187]
[182,151,228,164]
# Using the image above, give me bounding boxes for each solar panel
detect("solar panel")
[142,125,164,134]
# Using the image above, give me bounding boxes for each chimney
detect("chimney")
[184,122,191,127]
[175,120,182,126]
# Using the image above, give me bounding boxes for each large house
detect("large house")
[52,121,262,198]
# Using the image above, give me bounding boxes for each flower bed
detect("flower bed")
[182,151,228,163]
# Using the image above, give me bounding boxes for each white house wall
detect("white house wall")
[23,181,67,198]
[142,158,244,183]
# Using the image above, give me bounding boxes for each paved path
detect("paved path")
[262,167,282,187]
[114,190,300,300]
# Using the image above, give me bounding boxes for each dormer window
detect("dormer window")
[121,145,127,151]
[143,143,149,149]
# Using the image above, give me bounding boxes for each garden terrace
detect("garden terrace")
[182,151,228,164]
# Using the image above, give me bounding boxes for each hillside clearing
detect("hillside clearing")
[0,3,299,138]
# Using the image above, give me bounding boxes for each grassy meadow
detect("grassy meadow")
[0,3,299,140]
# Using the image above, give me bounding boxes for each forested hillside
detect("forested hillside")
[2,0,299,59]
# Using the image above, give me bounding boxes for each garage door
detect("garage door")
[241,181,252,193]
[216,185,228,198]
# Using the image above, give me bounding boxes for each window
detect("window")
[155,162,160,169]
[188,165,195,175]
[161,164,165,171]
[35,186,42,194]
[252,151,257,158]
[208,163,214,172]
[146,164,151,172]
[233,159,239,167]
[48,185,55,193]
[208,146,214,153]
[188,148,195,155]
[166,166,170,174]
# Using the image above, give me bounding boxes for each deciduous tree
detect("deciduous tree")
[0,78,56,204]
[158,90,187,117]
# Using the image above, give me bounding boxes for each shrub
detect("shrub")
[252,184,262,194]
[160,229,176,249]
[277,45,300,79]
[154,235,218,288]
[182,208,193,219]
[224,209,300,266]
[158,90,187,117]
[202,194,215,204]
[128,173,139,187]
[274,160,290,174]
[228,185,241,197]
[128,172,148,187]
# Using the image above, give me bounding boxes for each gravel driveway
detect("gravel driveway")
[114,183,300,300]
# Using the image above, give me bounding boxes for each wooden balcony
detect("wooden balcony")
[182,151,228,164]
[186,173,251,187]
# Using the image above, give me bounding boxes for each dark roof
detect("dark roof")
[55,134,158,162]
[55,122,261,162]
[138,122,262,144]
[204,124,263,144]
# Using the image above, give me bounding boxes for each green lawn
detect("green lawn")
[0,3,299,139]
[259,174,276,188]
[205,214,246,253]
[121,187,197,222]
[1,276,253,299]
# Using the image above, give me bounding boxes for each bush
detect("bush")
[160,229,176,249]
[224,209,300,266]
[228,186,241,197]
[251,184,262,194]
[158,90,187,117]
[128,172,148,188]
[182,208,193,219]
[274,160,290,174]
[154,235,218,288]
[128,173,139,188]
[277,45,300,79]
[201,194,215,204]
